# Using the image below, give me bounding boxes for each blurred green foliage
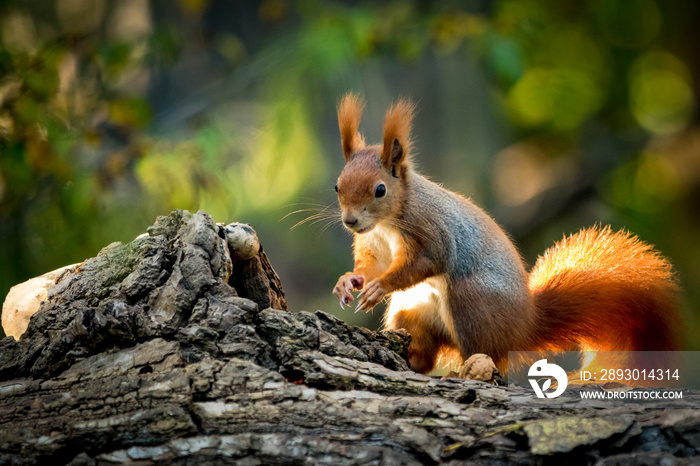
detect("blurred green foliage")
[1,0,698,348]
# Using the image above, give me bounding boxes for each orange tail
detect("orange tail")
[529,226,682,355]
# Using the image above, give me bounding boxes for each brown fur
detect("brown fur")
[530,226,680,352]
[332,93,683,375]
[528,226,682,375]
[388,308,449,373]
[338,93,366,161]
[336,147,408,234]
[381,99,416,172]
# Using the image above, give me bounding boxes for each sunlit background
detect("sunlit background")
[1,0,698,348]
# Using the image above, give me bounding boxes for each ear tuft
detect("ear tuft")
[390,138,403,168]
[338,93,366,161]
[382,98,415,170]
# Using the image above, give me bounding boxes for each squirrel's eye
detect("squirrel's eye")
[335,184,339,193]
[375,184,386,198]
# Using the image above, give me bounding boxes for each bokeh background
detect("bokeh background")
[1,0,698,349]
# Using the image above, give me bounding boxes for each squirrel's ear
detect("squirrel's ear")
[338,93,366,162]
[382,98,415,172]
[389,138,404,168]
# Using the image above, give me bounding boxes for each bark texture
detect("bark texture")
[0,210,698,465]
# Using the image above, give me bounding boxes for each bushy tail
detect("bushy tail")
[529,226,682,357]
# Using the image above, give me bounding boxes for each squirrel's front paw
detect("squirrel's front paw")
[333,272,364,309]
[356,279,387,312]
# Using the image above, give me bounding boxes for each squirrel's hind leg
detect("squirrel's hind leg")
[385,279,453,373]
[448,275,535,372]
[385,306,447,373]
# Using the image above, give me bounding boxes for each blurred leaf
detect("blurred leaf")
[629,50,695,134]
[150,27,182,64]
[486,32,524,84]
[600,151,680,212]
[595,0,661,48]
[108,98,151,127]
[99,43,132,72]
[14,95,41,126]
[0,50,14,74]
[178,0,210,15]
[0,143,32,190]
[23,67,59,100]
[136,142,199,210]
[507,67,603,130]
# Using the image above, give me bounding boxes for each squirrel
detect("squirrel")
[331,93,682,374]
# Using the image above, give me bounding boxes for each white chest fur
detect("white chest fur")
[369,223,456,340]
[386,274,454,340]
[368,223,403,262]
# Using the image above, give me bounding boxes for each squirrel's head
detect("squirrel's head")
[335,93,415,234]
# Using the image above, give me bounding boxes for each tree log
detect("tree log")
[0,210,698,465]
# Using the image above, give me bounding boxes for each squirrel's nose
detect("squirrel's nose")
[344,216,358,227]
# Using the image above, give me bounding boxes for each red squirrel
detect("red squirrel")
[331,93,682,374]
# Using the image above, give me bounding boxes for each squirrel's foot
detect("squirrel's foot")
[356,279,386,312]
[333,272,364,308]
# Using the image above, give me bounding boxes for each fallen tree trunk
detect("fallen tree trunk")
[0,210,698,465]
